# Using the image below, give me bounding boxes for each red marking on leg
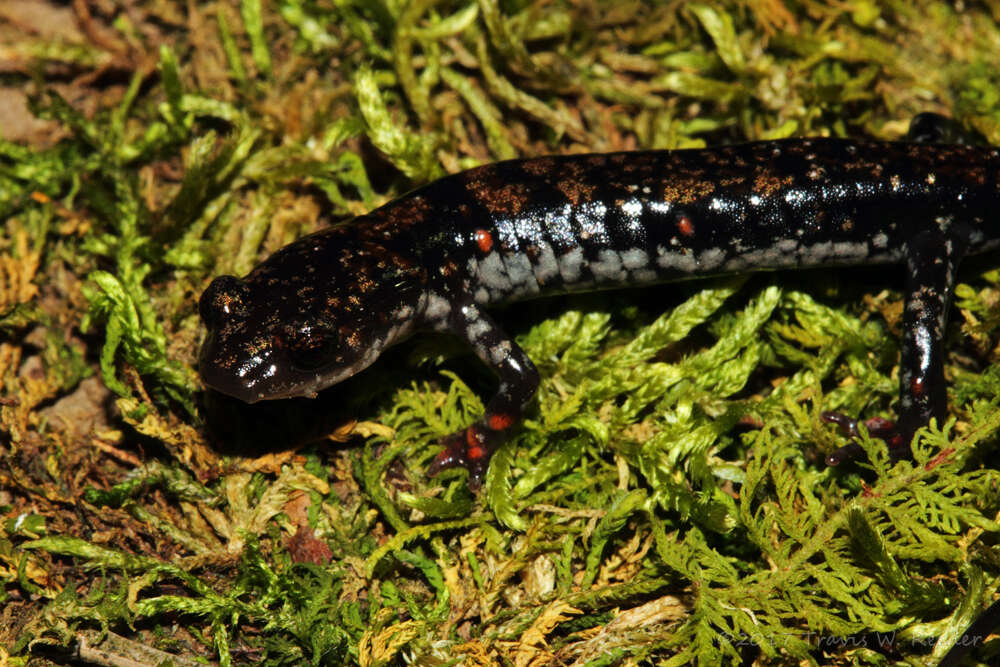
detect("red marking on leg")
[823,411,909,466]
[466,426,480,448]
[863,417,897,438]
[475,229,493,253]
[467,443,485,460]
[488,413,514,431]
[676,215,695,237]
[910,376,926,396]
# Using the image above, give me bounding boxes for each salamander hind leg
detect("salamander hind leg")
[825,228,969,466]
[425,301,540,490]
[822,414,906,465]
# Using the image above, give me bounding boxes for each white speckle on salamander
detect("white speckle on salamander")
[649,200,671,215]
[558,247,585,283]
[576,201,609,242]
[784,189,808,205]
[545,204,574,247]
[710,197,729,212]
[495,215,519,249]
[490,340,512,365]
[831,241,867,257]
[655,249,699,272]
[731,239,869,270]
[532,242,560,284]
[424,292,452,321]
[699,248,726,270]
[466,318,491,340]
[590,249,627,282]
[478,251,511,290]
[803,242,833,261]
[620,248,647,270]
[621,198,643,221]
[502,251,538,294]
[725,247,782,270]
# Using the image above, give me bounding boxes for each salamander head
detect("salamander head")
[198,264,421,403]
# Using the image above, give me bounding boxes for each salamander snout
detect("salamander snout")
[198,275,263,402]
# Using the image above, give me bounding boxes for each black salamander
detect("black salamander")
[199,127,1000,491]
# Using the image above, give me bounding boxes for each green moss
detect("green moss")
[4,1,1000,665]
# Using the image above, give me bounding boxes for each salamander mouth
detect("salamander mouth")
[198,336,382,404]
[198,330,270,403]
[198,352,263,403]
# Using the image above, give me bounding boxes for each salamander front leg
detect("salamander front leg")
[825,229,968,466]
[426,301,540,489]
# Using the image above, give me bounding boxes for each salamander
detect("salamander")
[198,119,1000,490]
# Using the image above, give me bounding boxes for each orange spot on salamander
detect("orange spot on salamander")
[465,427,486,459]
[488,413,514,431]
[676,216,695,237]
[910,376,926,396]
[475,229,494,253]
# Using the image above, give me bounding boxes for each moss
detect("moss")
[3,1,1000,664]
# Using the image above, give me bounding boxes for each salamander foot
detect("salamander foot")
[427,425,494,490]
[821,412,908,466]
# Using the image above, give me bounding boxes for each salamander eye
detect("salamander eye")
[200,276,251,327]
[288,328,340,371]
